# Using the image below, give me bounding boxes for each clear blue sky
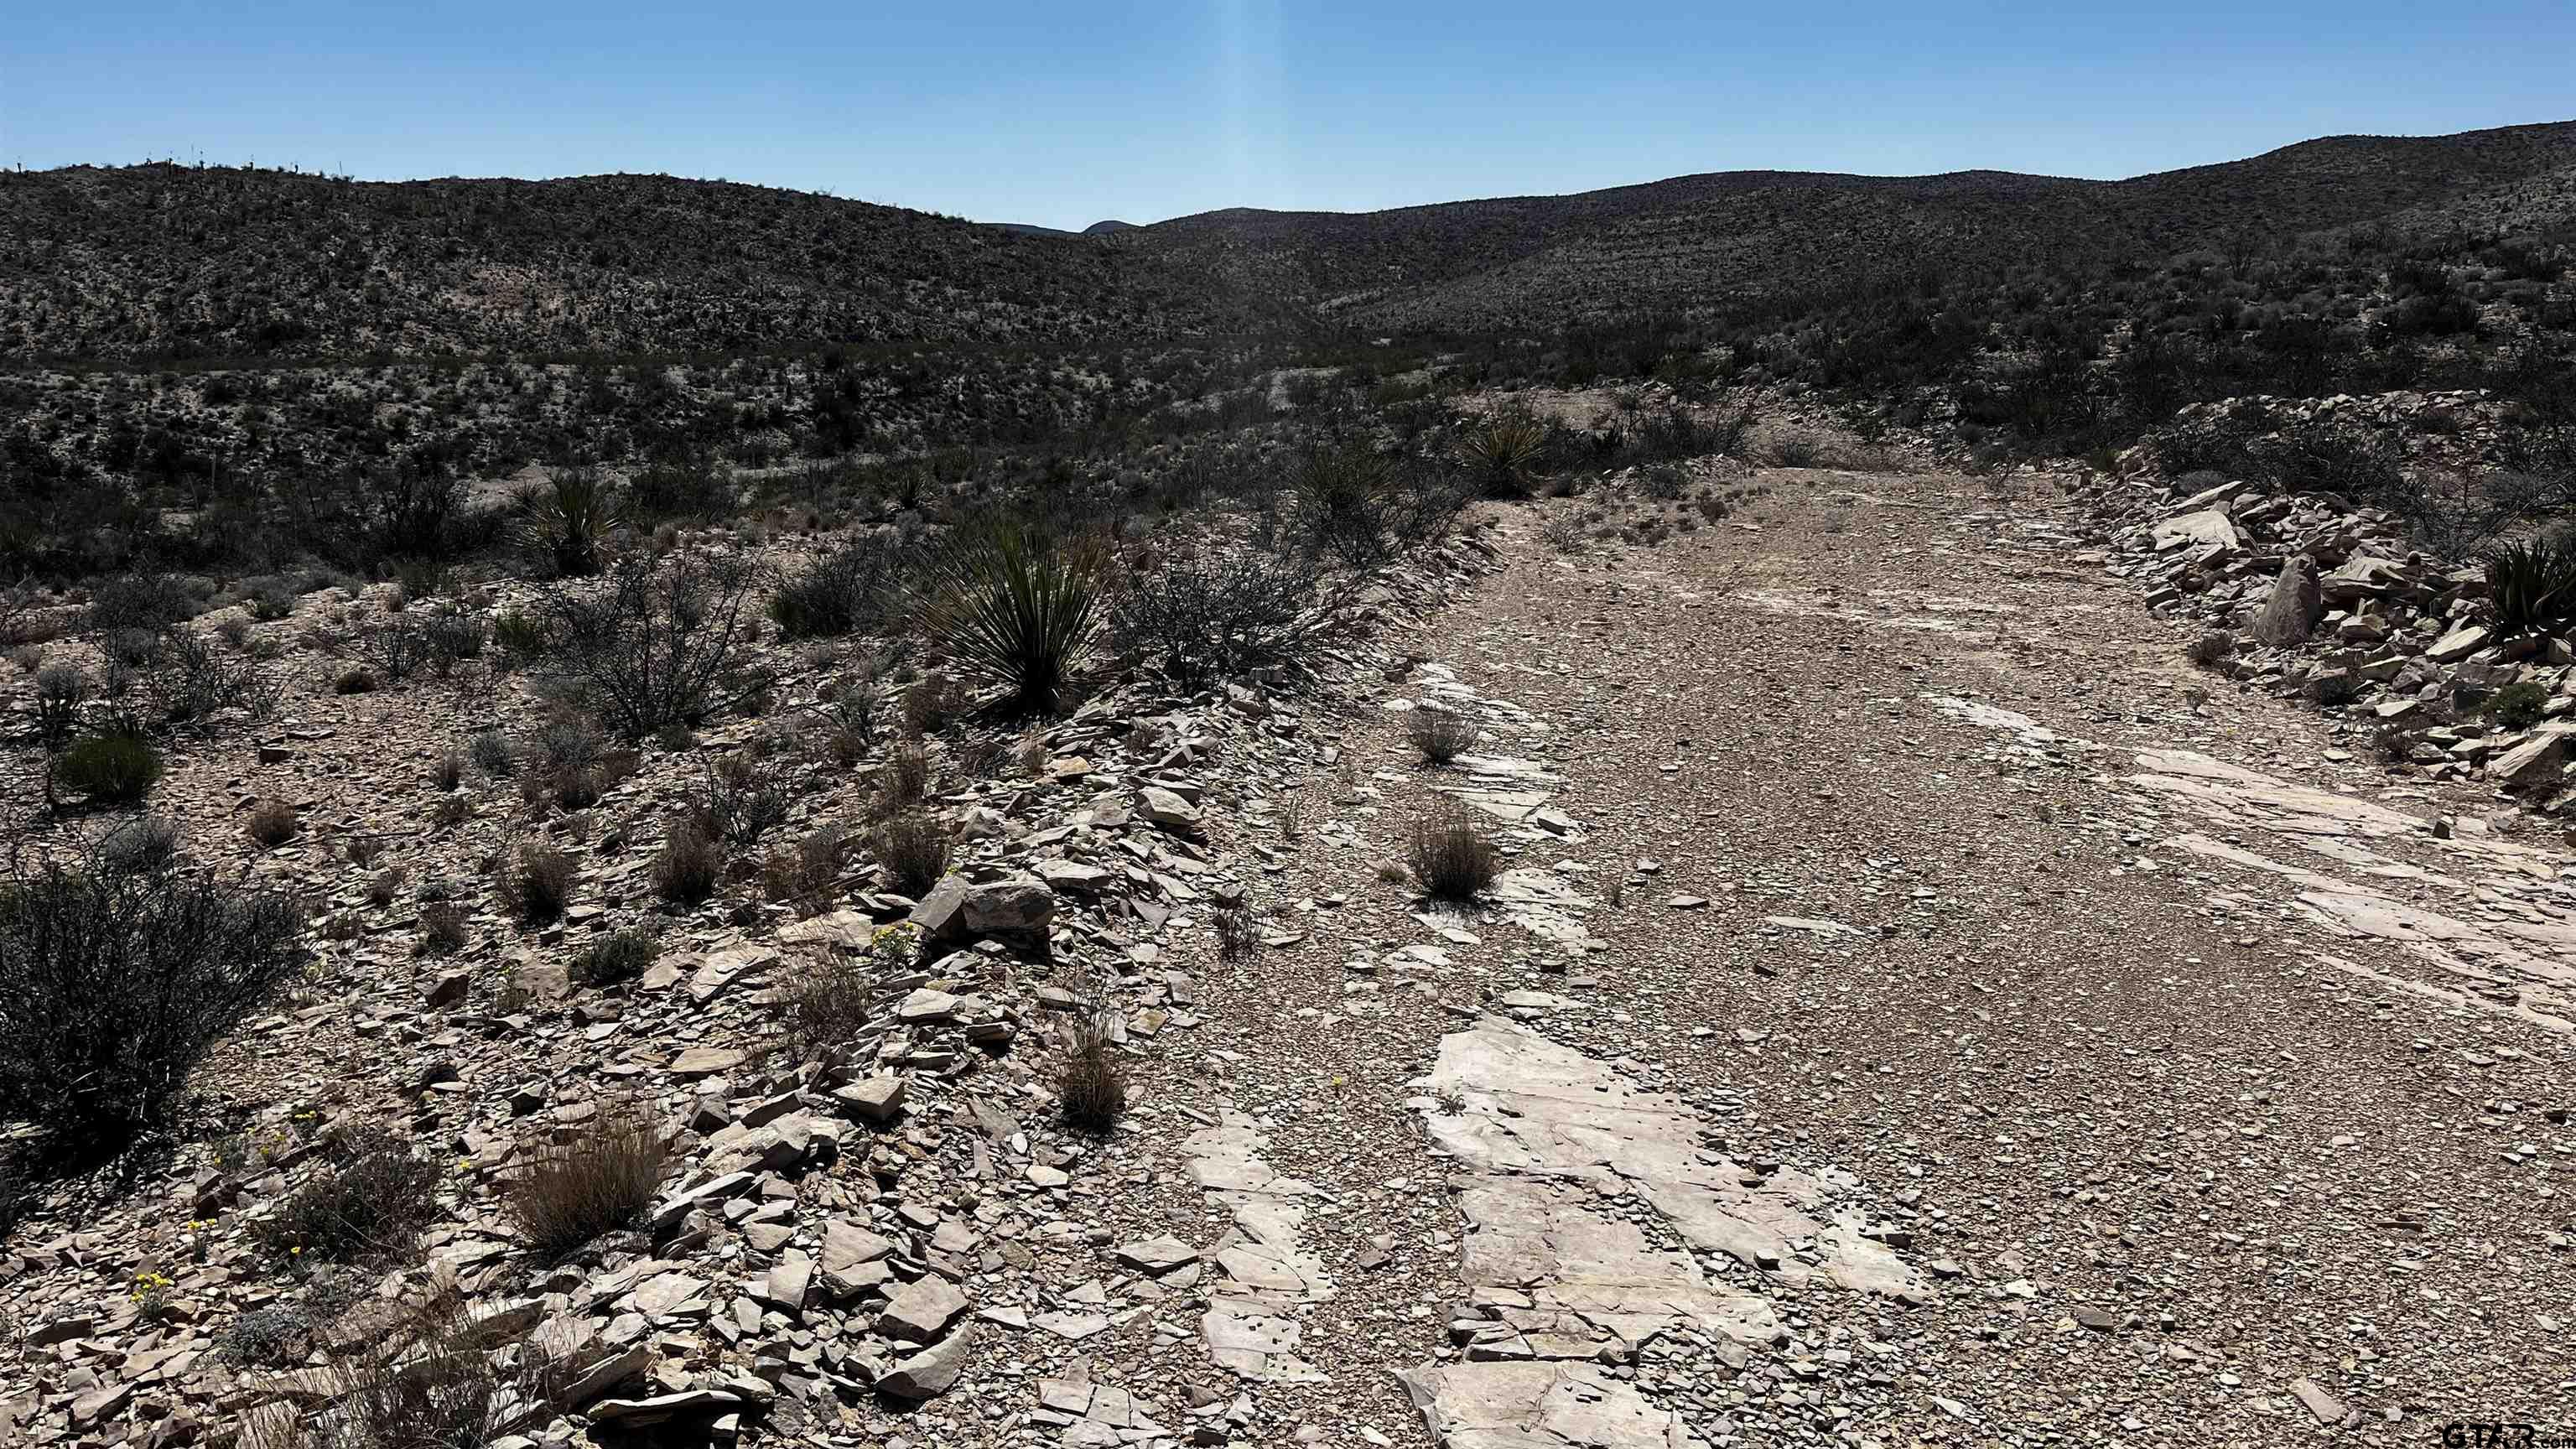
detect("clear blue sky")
[8,1,2571,231]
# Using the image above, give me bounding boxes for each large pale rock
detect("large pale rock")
[877,1323,974,1399]
[2152,509,2241,553]
[876,1275,969,1343]
[908,873,1052,945]
[2428,624,2490,663]
[2251,554,2324,646]
[2489,724,2576,789]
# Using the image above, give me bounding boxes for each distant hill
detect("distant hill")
[0,168,1266,362]
[1111,121,2576,328]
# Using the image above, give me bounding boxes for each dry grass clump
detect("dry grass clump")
[418,902,469,955]
[1407,799,1499,901]
[252,1138,442,1266]
[651,823,723,906]
[1057,1011,1127,1133]
[1213,906,1259,960]
[875,742,932,814]
[777,924,914,1061]
[870,813,951,897]
[1405,707,1479,765]
[505,1102,668,1258]
[569,927,657,987]
[762,823,847,911]
[507,843,575,922]
[246,800,301,848]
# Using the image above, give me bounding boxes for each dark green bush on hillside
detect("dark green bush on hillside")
[0,856,305,1140]
[54,730,163,804]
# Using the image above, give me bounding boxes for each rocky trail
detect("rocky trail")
[7,460,2572,1448]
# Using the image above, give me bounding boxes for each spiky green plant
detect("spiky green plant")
[1458,412,1549,496]
[916,522,1108,713]
[2484,538,2576,636]
[518,468,624,578]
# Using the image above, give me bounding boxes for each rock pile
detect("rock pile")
[2079,470,2576,802]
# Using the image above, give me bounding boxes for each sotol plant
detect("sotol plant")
[915,521,1108,714]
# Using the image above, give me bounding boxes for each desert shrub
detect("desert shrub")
[246,800,300,848]
[685,754,792,844]
[808,677,880,763]
[2187,628,2235,667]
[913,521,1108,714]
[2485,538,2576,636]
[2487,679,2551,731]
[467,730,516,777]
[900,672,970,735]
[876,742,932,814]
[0,860,304,1139]
[1289,447,1467,567]
[651,825,722,906]
[149,630,281,730]
[217,1306,317,1368]
[491,609,553,663]
[1766,434,1823,467]
[1407,800,1499,901]
[276,1285,546,1449]
[770,535,900,639]
[88,572,195,636]
[366,868,407,908]
[252,1140,440,1265]
[777,924,915,1060]
[505,1102,667,1257]
[626,457,735,520]
[571,928,657,987]
[506,844,575,922]
[538,553,770,738]
[1109,537,1366,688]
[418,903,468,955]
[53,730,163,804]
[33,662,89,747]
[1406,707,1479,764]
[870,813,951,897]
[1458,411,1549,496]
[763,823,847,907]
[356,621,436,685]
[517,467,622,578]
[332,667,377,695]
[416,609,489,671]
[433,751,463,791]
[98,814,183,874]
[1057,1011,1126,1132]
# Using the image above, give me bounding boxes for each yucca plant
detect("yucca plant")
[915,522,1108,714]
[2484,538,2576,636]
[518,468,624,578]
[1458,412,1549,497]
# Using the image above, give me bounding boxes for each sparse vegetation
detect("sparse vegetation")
[651,824,723,906]
[51,729,163,804]
[1057,1011,1126,1132]
[250,1137,441,1266]
[914,520,1109,713]
[507,843,576,922]
[246,800,300,848]
[570,927,658,986]
[0,853,304,1141]
[504,1101,667,1256]
[1407,799,1499,901]
[870,813,951,896]
[1405,707,1479,765]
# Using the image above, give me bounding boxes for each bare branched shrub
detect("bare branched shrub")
[875,742,932,814]
[505,1102,667,1257]
[0,853,305,1140]
[1289,447,1468,567]
[149,630,282,731]
[770,534,900,639]
[763,823,847,909]
[1405,707,1479,765]
[538,553,770,739]
[1213,906,1259,960]
[1109,535,1369,688]
[684,753,792,844]
[870,813,950,897]
[1407,799,1499,901]
[418,903,468,956]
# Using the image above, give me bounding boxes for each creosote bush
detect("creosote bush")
[770,534,898,639]
[1407,799,1499,901]
[53,730,163,804]
[1109,537,1365,688]
[539,553,770,738]
[1405,707,1479,765]
[570,928,657,987]
[0,854,305,1140]
[505,1101,667,1257]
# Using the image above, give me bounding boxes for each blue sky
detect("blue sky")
[8,2,2572,231]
